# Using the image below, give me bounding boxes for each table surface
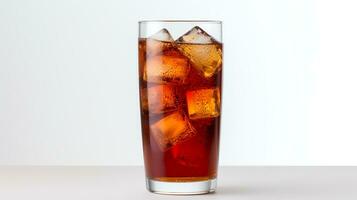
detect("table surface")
[0,166,356,200]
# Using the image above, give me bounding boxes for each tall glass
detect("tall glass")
[138,20,222,194]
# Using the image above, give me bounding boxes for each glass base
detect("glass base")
[146,177,217,195]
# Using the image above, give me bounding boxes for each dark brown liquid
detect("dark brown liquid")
[139,38,222,181]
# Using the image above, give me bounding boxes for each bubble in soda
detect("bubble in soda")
[176,26,222,78]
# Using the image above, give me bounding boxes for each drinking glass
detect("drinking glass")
[138,20,222,194]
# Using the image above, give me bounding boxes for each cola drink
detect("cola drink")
[139,23,222,194]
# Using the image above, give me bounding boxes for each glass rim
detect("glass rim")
[138,20,222,24]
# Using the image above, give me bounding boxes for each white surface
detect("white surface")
[1,0,357,165]
[0,166,357,200]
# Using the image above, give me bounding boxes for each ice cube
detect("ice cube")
[149,28,174,42]
[186,88,221,119]
[150,111,196,151]
[145,29,174,56]
[143,49,191,84]
[176,26,216,44]
[141,85,177,114]
[176,26,222,78]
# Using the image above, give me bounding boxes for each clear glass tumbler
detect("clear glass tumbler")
[138,20,222,194]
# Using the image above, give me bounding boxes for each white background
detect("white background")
[0,0,356,165]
